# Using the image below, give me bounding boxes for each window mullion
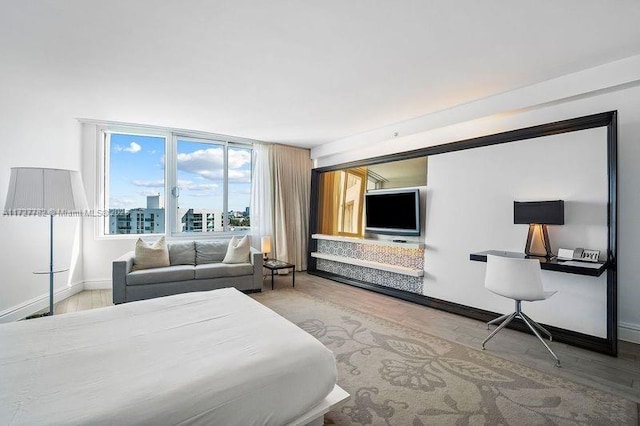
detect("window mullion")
[102,131,111,235]
[167,134,178,235]
[223,143,229,232]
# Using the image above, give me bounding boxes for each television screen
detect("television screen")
[365,189,420,236]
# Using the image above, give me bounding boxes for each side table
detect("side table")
[263,259,295,290]
[29,266,69,318]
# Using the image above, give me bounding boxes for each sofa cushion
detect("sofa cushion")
[222,235,251,264]
[127,265,195,286]
[132,236,170,271]
[168,241,196,266]
[195,263,254,280]
[195,241,228,264]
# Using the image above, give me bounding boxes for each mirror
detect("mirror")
[310,111,617,356]
[367,157,428,190]
[317,168,366,236]
[317,157,427,236]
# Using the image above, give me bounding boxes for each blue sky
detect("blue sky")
[108,134,251,212]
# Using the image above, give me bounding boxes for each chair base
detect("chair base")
[482,300,560,368]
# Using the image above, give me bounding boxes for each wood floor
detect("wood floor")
[53,289,112,314]
[56,272,640,404]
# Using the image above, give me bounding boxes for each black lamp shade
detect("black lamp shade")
[514,200,564,225]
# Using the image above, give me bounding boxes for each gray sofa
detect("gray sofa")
[112,239,263,304]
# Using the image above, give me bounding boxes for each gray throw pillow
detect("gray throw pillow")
[132,236,170,271]
[168,241,196,266]
[195,240,229,264]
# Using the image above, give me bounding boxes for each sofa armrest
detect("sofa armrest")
[112,251,134,304]
[250,247,263,291]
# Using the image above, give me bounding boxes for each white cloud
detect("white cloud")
[137,190,162,197]
[177,179,218,192]
[228,149,251,169]
[131,179,164,188]
[177,147,251,183]
[126,142,142,153]
[177,147,224,174]
[114,142,142,154]
[228,169,252,182]
[185,192,218,198]
[194,169,224,181]
[229,187,251,195]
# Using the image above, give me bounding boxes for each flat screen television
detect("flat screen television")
[365,189,420,236]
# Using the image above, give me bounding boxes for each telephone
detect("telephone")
[557,248,600,263]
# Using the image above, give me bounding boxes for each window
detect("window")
[100,128,252,237]
[175,138,252,234]
[104,132,166,235]
[227,145,252,231]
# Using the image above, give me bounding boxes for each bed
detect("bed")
[0,288,348,425]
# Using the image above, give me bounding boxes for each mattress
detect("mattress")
[0,288,337,425]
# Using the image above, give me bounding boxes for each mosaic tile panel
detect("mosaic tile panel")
[316,259,423,294]
[316,239,424,269]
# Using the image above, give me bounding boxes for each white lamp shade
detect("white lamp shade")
[261,236,272,254]
[4,167,88,211]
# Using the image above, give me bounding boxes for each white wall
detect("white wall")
[425,128,608,336]
[0,82,84,318]
[313,66,640,342]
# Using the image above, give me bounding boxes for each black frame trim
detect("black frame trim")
[308,111,618,356]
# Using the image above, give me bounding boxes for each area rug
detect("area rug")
[252,289,638,425]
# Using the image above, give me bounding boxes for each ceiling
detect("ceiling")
[2,1,640,148]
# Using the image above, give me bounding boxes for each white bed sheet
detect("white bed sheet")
[0,288,337,425]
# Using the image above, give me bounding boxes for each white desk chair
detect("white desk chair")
[482,254,560,367]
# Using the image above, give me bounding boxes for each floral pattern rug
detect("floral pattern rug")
[253,289,638,425]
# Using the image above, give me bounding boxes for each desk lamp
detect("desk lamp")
[514,200,564,258]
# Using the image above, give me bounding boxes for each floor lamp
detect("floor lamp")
[4,167,88,316]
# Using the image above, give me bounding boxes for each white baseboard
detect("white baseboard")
[0,282,84,323]
[618,322,640,344]
[83,279,111,290]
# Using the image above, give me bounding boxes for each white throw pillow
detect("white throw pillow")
[132,236,170,271]
[222,235,251,264]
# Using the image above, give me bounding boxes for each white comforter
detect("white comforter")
[0,288,337,425]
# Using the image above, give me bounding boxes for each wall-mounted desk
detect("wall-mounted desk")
[469,249,614,356]
[470,250,607,277]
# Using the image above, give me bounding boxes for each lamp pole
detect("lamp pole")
[49,215,54,315]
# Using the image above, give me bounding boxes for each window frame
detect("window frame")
[97,125,253,240]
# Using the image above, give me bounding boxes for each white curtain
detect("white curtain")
[250,143,312,271]
[250,143,273,250]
